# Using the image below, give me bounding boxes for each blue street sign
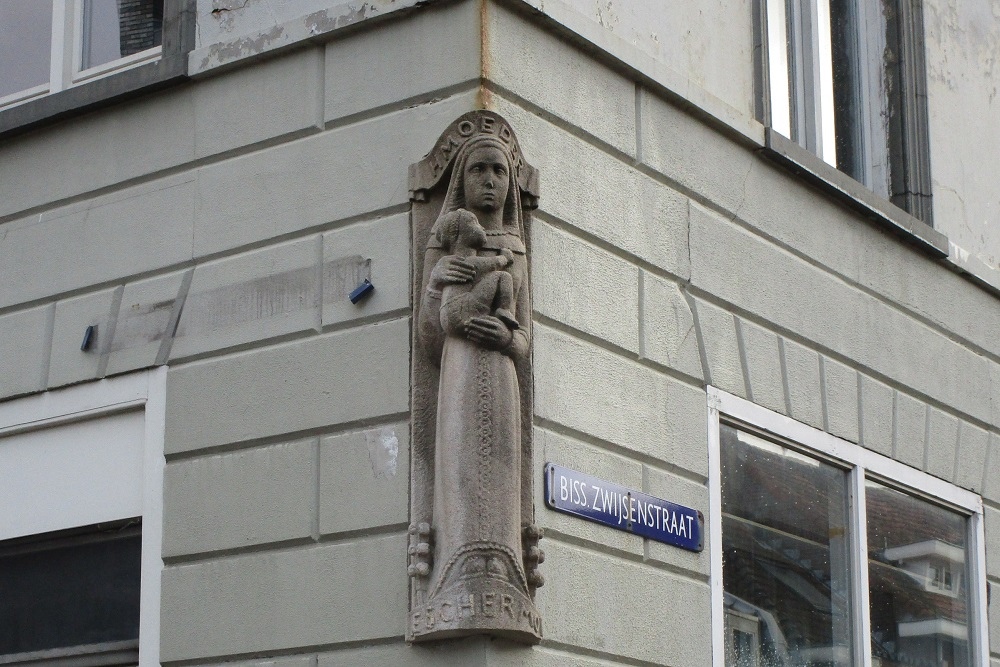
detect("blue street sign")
[544,463,703,552]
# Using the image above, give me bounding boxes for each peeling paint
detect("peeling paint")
[366,426,399,478]
[304,3,373,35]
[594,0,620,30]
[199,24,285,70]
[191,0,420,75]
[211,0,252,31]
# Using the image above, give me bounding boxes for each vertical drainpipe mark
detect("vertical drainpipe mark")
[891,390,899,459]
[637,269,645,359]
[315,234,324,333]
[315,45,326,131]
[97,285,125,378]
[312,436,321,541]
[39,303,56,390]
[980,433,994,498]
[856,372,865,448]
[641,464,651,561]
[155,268,193,365]
[777,336,791,416]
[921,404,931,472]
[683,288,711,387]
[951,420,962,485]
[733,316,753,402]
[635,84,643,164]
[818,355,830,433]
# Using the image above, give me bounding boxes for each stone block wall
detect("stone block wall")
[0,0,996,665]
[0,2,480,663]
[480,3,999,665]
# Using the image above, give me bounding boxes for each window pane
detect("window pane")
[81,0,163,70]
[0,1,52,99]
[721,425,853,667]
[0,525,141,658]
[866,481,971,667]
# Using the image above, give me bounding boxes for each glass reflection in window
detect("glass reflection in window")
[81,0,163,71]
[721,424,853,667]
[866,480,971,667]
[0,1,53,99]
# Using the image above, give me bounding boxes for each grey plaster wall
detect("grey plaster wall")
[482,4,999,664]
[195,0,396,48]
[924,0,1000,269]
[0,2,482,664]
[0,0,997,665]
[554,0,756,117]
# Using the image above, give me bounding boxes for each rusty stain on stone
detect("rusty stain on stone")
[478,0,492,109]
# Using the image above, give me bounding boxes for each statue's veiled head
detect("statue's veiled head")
[442,135,523,236]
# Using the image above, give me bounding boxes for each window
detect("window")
[0,0,191,137]
[1,0,163,109]
[757,0,933,222]
[708,387,989,667]
[0,521,143,665]
[0,370,165,666]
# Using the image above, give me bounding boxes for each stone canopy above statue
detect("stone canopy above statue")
[407,111,543,645]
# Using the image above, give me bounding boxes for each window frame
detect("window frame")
[0,0,193,139]
[707,386,989,667]
[756,0,934,224]
[0,369,166,667]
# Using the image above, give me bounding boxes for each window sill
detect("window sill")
[0,640,138,667]
[761,128,949,259]
[0,55,187,140]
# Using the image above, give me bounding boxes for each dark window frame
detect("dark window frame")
[0,520,142,667]
[754,0,934,226]
[0,0,195,139]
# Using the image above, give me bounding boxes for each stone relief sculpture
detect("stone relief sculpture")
[408,111,543,644]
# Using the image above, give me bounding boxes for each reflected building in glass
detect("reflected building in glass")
[721,425,974,667]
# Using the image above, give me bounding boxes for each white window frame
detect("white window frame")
[766,0,838,166]
[0,0,162,111]
[0,369,166,667]
[707,386,990,667]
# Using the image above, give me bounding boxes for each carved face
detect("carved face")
[462,145,510,214]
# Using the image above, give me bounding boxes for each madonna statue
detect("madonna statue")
[408,111,543,644]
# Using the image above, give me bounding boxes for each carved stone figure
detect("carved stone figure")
[435,208,519,335]
[408,111,543,644]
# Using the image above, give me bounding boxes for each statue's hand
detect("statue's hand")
[429,255,475,290]
[465,316,514,350]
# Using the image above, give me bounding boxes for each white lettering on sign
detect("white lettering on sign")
[547,464,701,552]
[559,473,590,507]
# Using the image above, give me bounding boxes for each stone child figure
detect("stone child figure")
[409,119,543,643]
[433,208,519,335]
